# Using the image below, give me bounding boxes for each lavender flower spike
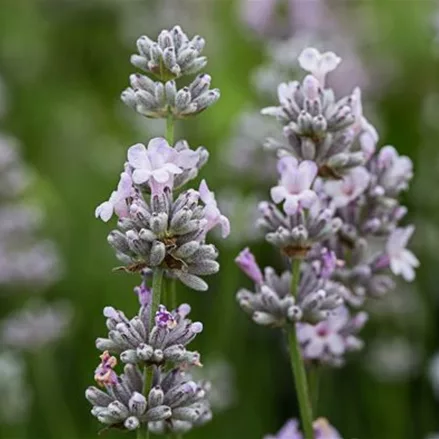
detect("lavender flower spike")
[235,247,264,284]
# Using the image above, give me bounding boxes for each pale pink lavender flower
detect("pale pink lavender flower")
[127,138,198,191]
[95,171,134,222]
[297,306,367,363]
[235,247,264,285]
[324,166,370,208]
[199,179,231,238]
[298,48,341,87]
[271,156,318,214]
[377,145,413,194]
[385,226,419,282]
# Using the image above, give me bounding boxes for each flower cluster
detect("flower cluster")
[96,138,228,291]
[87,288,211,434]
[121,26,219,119]
[237,47,417,438]
[96,288,203,367]
[88,25,224,436]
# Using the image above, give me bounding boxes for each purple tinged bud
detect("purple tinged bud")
[178,304,191,317]
[235,247,264,285]
[103,306,119,319]
[134,282,152,306]
[190,322,203,333]
[155,305,176,329]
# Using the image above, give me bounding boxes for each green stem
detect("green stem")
[166,114,174,145]
[149,268,164,329]
[137,425,149,439]
[288,258,314,439]
[308,366,320,414]
[170,278,177,310]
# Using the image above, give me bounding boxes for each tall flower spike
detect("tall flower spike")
[89,24,223,436]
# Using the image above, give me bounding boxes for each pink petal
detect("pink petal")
[320,51,342,74]
[298,160,318,190]
[162,163,183,175]
[302,74,320,100]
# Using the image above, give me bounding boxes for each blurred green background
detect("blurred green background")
[0,0,439,438]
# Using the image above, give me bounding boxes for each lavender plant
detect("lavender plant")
[87,26,228,437]
[236,48,417,438]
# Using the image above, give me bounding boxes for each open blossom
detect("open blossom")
[386,226,419,282]
[297,306,367,362]
[235,247,264,284]
[298,48,341,87]
[199,179,230,238]
[264,419,301,439]
[95,171,134,222]
[350,87,379,160]
[377,145,413,194]
[324,166,370,208]
[271,156,318,214]
[127,138,198,190]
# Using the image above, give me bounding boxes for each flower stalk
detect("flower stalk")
[287,259,314,439]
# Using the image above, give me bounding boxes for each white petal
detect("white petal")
[297,160,318,190]
[127,143,149,169]
[147,137,169,154]
[327,333,345,356]
[320,51,342,74]
[400,262,415,282]
[95,201,113,222]
[219,215,231,238]
[270,186,287,204]
[299,190,317,209]
[305,337,324,358]
[132,168,151,185]
[401,249,420,268]
[199,179,213,204]
[296,324,315,343]
[177,149,199,169]
[283,195,299,215]
[152,168,171,183]
[298,47,321,73]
